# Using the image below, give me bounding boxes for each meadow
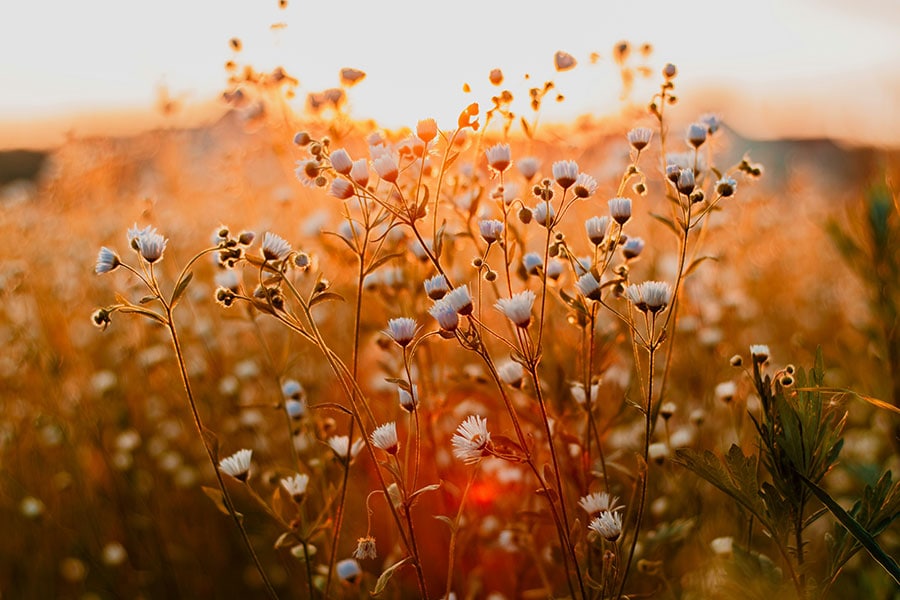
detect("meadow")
[1,47,899,600]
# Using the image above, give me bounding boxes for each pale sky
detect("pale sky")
[1,0,899,146]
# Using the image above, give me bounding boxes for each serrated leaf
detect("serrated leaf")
[372,557,412,596]
[170,271,193,306]
[675,446,768,523]
[202,486,242,521]
[797,469,900,586]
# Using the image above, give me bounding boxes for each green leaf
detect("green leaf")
[372,557,412,596]
[170,271,193,307]
[797,469,900,586]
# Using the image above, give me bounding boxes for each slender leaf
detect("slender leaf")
[372,557,412,596]
[170,271,193,306]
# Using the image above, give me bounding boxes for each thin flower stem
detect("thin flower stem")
[445,466,478,599]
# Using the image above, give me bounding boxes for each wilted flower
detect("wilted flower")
[452,415,492,464]
[262,232,292,261]
[370,422,399,455]
[627,127,653,151]
[576,273,602,301]
[219,449,252,482]
[479,219,504,244]
[429,298,459,332]
[281,473,310,502]
[485,144,512,174]
[552,160,579,189]
[585,216,610,245]
[330,149,353,175]
[608,197,632,225]
[416,118,438,143]
[495,290,536,328]
[589,511,623,542]
[622,237,645,260]
[373,154,399,183]
[445,284,473,315]
[517,157,540,180]
[579,492,622,515]
[573,173,598,199]
[424,274,450,300]
[329,178,355,200]
[95,247,120,274]
[353,536,377,560]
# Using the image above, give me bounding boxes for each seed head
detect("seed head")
[676,169,695,195]
[716,176,737,197]
[429,298,459,332]
[533,201,555,228]
[479,219,504,244]
[329,178,355,200]
[373,154,399,183]
[687,123,707,148]
[622,237,645,260]
[353,536,377,560]
[445,284,474,315]
[497,360,524,388]
[576,273,603,301]
[523,252,543,276]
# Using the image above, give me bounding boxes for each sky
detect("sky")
[2,0,899,148]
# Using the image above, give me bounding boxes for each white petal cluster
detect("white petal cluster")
[452,415,491,465]
[219,448,253,481]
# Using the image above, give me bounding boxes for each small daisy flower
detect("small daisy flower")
[552,160,579,189]
[373,154,399,183]
[523,252,543,276]
[532,201,555,228]
[589,510,623,542]
[576,273,602,301]
[497,360,524,388]
[715,381,737,403]
[452,415,492,465]
[370,422,399,455]
[579,492,622,515]
[329,148,353,175]
[329,178,355,200]
[295,159,319,187]
[627,127,653,151]
[625,281,672,314]
[570,381,600,405]
[622,237,645,260]
[386,317,417,347]
[608,197,632,225]
[479,219,504,244]
[353,536,377,560]
[262,232,292,261]
[336,558,362,582]
[328,436,364,463]
[648,442,670,464]
[416,118,438,143]
[585,216,610,246]
[424,274,450,300]
[127,225,166,264]
[485,143,512,174]
[660,401,677,420]
[219,449,252,482]
[546,258,564,281]
[750,344,770,364]
[687,122,708,148]
[95,247,120,274]
[573,173,598,199]
[350,159,369,187]
[445,284,474,315]
[429,298,459,332]
[677,168,695,195]
[281,473,310,502]
[517,157,540,180]
[495,290,536,328]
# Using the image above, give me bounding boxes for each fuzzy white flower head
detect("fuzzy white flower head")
[517,156,540,180]
[710,536,734,556]
[648,442,670,464]
[579,491,622,515]
[452,415,492,465]
[625,281,672,314]
[627,127,653,151]
[570,381,600,406]
[219,449,253,482]
[282,379,304,400]
[750,344,770,363]
[546,258,564,281]
[329,148,353,175]
[589,510,623,542]
[444,284,474,316]
[495,290,536,328]
[280,473,310,502]
[128,225,167,264]
[262,232,292,261]
[532,201,556,228]
[95,247,121,274]
[328,178,355,200]
[552,159,579,189]
[336,558,361,582]
[294,159,319,187]
[429,298,459,332]
[573,173,598,199]
[576,273,602,301]
[386,317,417,347]
[585,216,610,246]
[285,399,307,420]
[370,422,399,455]
[522,252,543,276]
[485,143,512,174]
[716,176,737,198]
[424,274,450,300]
[479,219,504,244]
[328,436,364,462]
[350,158,369,187]
[687,122,708,148]
[715,381,737,403]
[497,360,524,388]
[608,197,632,225]
[622,237,645,260]
[372,154,399,183]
